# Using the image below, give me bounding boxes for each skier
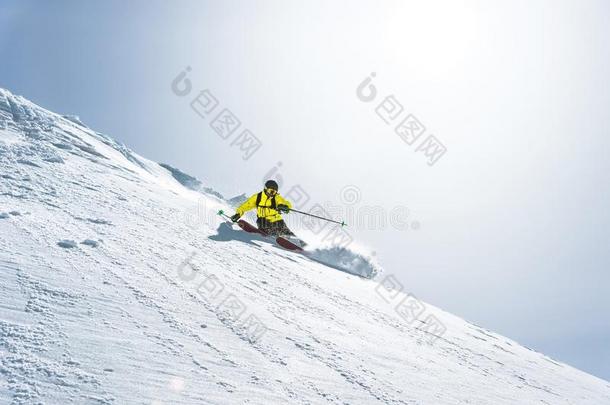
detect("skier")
[231,180,296,237]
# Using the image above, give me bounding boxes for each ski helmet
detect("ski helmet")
[265,180,279,190]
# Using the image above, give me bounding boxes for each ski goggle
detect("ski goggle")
[265,188,278,195]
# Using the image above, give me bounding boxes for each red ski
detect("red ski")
[276,236,305,252]
[235,218,268,236]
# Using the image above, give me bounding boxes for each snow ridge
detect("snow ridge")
[159,162,226,201]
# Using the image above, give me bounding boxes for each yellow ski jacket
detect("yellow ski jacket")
[236,191,292,222]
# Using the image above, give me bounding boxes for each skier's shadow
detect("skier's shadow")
[208,222,269,248]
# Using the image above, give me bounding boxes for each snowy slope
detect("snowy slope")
[0,88,609,405]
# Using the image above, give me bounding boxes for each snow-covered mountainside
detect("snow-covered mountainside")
[0,87,609,404]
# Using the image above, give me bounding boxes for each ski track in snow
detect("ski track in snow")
[1,88,610,404]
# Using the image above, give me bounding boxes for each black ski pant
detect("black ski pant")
[256,217,295,237]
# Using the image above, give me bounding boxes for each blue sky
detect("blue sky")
[1,0,609,380]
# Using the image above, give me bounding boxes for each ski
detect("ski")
[218,210,266,235]
[237,219,268,236]
[276,236,305,251]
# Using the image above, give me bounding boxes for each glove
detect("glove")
[230,213,241,222]
[277,204,290,213]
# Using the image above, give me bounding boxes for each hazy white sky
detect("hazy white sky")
[1,0,609,380]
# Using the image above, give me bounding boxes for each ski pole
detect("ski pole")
[219,208,346,227]
[217,209,232,220]
[286,208,347,227]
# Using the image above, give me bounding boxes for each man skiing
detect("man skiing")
[231,180,296,237]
